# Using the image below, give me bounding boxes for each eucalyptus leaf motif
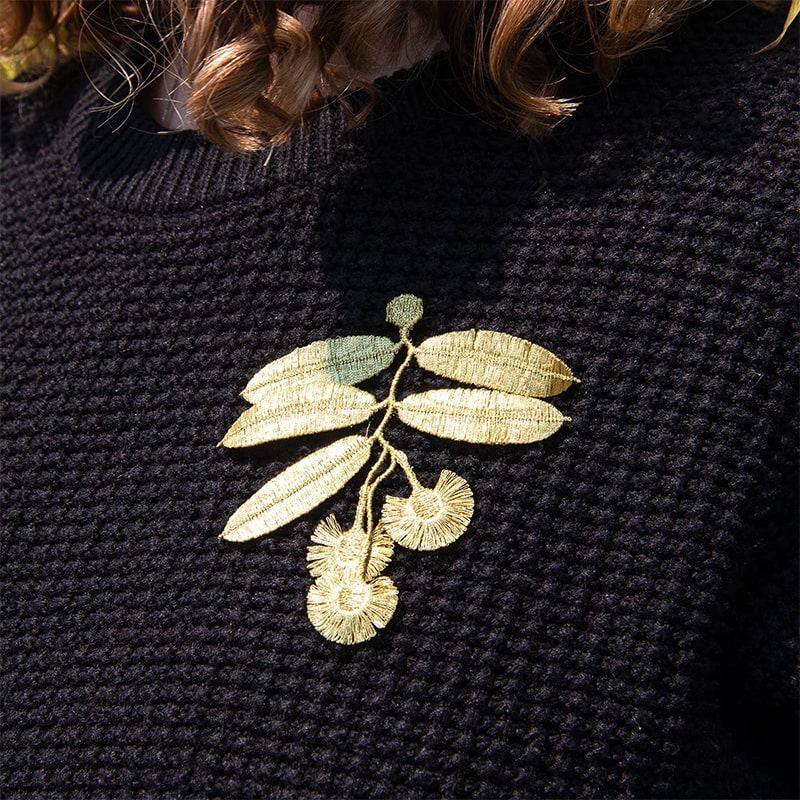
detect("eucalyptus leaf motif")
[242,335,399,403]
[221,435,372,542]
[221,383,378,447]
[397,388,567,444]
[220,293,578,644]
[415,329,577,398]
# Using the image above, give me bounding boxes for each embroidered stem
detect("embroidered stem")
[356,447,390,532]
[367,453,396,533]
[350,330,422,578]
[389,446,422,491]
[358,453,397,579]
[369,335,416,443]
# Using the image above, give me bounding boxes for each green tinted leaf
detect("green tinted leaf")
[242,336,399,403]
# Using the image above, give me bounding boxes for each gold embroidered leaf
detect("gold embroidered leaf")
[397,388,567,444]
[221,435,373,542]
[415,329,577,397]
[242,336,400,403]
[221,384,378,448]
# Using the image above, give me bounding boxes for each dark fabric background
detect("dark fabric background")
[2,4,797,797]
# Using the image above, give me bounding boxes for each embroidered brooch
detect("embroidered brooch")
[220,295,578,644]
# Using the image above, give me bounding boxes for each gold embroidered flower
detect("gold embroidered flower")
[306,515,394,580]
[381,470,474,550]
[307,574,399,645]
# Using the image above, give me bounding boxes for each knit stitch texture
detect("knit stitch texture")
[1,4,797,797]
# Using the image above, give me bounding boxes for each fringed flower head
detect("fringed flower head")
[307,574,399,645]
[381,470,474,550]
[306,515,394,580]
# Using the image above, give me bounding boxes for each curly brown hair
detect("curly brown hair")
[0,0,699,152]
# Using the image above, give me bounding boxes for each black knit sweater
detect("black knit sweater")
[2,4,797,797]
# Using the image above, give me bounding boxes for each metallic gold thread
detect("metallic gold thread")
[220,294,578,643]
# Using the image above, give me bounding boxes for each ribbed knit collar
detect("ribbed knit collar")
[53,51,460,212]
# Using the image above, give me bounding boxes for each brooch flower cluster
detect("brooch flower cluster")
[220,295,578,644]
